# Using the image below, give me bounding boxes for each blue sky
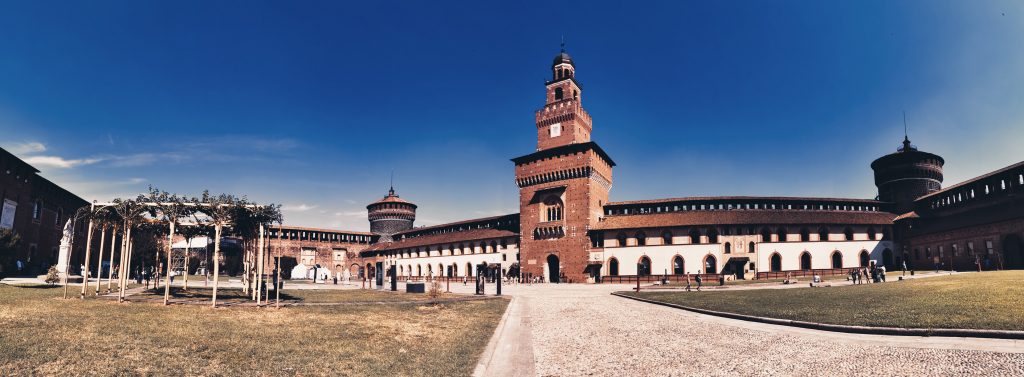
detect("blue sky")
[1,1,1022,231]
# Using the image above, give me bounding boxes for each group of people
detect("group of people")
[850,263,887,284]
[683,271,703,291]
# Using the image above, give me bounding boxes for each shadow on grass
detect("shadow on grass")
[2,284,62,290]
[140,287,303,302]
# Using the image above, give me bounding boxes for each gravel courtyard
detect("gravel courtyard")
[481,284,1024,377]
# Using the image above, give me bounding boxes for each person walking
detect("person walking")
[695,272,703,292]
[902,260,908,276]
[880,265,887,282]
[685,273,692,292]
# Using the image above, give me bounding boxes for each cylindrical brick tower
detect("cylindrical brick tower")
[367,187,416,242]
[871,136,944,214]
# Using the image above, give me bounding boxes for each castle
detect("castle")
[266,47,1024,283]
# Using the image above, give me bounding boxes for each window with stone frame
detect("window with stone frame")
[542,195,564,222]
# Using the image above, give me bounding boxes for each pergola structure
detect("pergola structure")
[63,188,282,308]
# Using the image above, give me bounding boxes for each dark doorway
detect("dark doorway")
[800,252,812,270]
[860,251,870,267]
[638,256,651,276]
[882,248,894,269]
[831,252,843,268]
[704,255,717,274]
[547,254,560,283]
[375,262,383,286]
[608,258,619,276]
[672,256,684,275]
[1004,235,1024,269]
[770,253,782,272]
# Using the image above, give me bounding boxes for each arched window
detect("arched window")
[748,241,755,254]
[672,256,684,275]
[844,227,854,241]
[770,253,782,272]
[800,252,812,270]
[466,262,473,277]
[707,228,719,244]
[638,256,651,276]
[831,251,843,268]
[776,228,788,242]
[417,265,422,276]
[800,228,811,242]
[543,196,564,222]
[617,233,627,247]
[689,229,701,244]
[760,227,772,242]
[55,207,63,226]
[608,258,619,276]
[859,250,870,267]
[555,87,564,100]
[724,242,732,254]
[867,227,877,241]
[818,227,829,241]
[635,231,646,246]
[32,199,42,220]
[661,231,673,245]
[704,255,717,274]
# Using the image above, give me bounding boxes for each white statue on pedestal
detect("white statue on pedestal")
[56,219,74,278]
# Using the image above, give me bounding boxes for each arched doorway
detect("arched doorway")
[831,251,843,268]
[770,253,782,272]
[1004,234,1024,269]
[800,252,812,270]
[547,254,560,283]
[608,258,619,276]
[704,255,717,274]
[672,255,684,275]
[882,248,894,269]
[637,256,651,276]
[859,250,870,267]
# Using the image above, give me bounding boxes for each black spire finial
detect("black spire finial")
[900,111,914,152]
[560,35,565,52]
[389,170,395,196]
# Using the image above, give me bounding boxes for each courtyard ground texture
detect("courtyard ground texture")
[0,284,507,376]
[476,283,1024,377]
[624,270,1024,331]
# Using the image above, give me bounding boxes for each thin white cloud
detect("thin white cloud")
[334,210,366,217]
[6,141,47,154]
[282,204,318,212]
[23,155,103,169]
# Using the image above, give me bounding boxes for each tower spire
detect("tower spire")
[901,111,913,152]
[389,170,395,196]
[560,35,565,52]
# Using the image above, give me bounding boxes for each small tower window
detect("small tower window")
[554,87,564,100]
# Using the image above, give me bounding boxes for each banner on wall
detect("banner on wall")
[0,199,16,230]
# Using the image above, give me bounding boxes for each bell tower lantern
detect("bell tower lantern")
[536,44,592,151]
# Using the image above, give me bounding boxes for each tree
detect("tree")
[197,192,241,308]
[147,188,197,305]
[0,228,21,279]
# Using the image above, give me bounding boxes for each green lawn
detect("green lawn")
[0,284,508,376]
[624,270,1024,331]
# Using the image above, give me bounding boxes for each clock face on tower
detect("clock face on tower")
[550,123,562,138]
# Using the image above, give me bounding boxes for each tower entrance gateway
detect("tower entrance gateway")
[513,45,615,283]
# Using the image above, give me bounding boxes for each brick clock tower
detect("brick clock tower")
[513,47,615,283]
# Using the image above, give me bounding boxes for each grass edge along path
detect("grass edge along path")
[0,284,510,376]
[620,270,1024,334]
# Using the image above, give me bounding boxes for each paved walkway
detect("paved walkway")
[476,284,1024,377]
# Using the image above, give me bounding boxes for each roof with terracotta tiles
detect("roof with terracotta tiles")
[363,228,518,254]
[593,209,897,231]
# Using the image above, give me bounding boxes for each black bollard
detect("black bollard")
[496,275,502,296]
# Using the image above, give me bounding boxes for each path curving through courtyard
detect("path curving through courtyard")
[477,284,1024,376]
